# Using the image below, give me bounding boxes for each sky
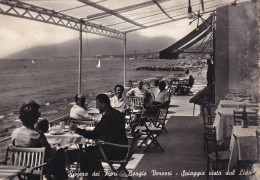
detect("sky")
[0,0,249,58]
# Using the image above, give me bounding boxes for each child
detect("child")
[36,118,49,133]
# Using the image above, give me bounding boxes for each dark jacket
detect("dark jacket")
[76,107,128,159]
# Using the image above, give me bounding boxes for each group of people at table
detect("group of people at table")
[11,80,170,179]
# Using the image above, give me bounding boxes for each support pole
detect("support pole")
[123,33,127,87]
[78,20,83,94]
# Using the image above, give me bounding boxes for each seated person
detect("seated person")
[70,94,92,120]
[152,81,170,109]
[142,81,170,116]
[12,100,67,180]
[36,118,49,133]
[110,85,130,113]
[126,80,152,107]
[74,94,128,178]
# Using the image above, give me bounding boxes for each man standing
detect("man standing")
[207,59,214,85]
[75,94,128,177]
[70,94,91,120]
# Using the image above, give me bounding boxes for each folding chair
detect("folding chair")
[97,129,142,180]
[5,146,48,180]
[167,79,179,95]
[139,108,167,153]
[128,96,144,109]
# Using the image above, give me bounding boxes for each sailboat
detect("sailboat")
[96,59,101,68]
[32,60,35,64]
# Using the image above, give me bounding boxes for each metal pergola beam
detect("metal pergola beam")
[78,0,146,28]
[86,0,170,20]
[152,0,173,20]
[0,0,125,40]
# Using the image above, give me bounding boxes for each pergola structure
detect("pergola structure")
[0,0,247,93]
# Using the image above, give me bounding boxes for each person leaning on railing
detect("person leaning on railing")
[11,100,68,180]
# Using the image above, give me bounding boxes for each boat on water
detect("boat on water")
[32,60,35,64]
[96,59,101,68]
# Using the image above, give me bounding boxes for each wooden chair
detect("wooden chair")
[138,108,167,153]
[233,109,258,126]
[157,107,168,133]
[167,79,179,95]
[128,96,144,109]
[4,146,48,180]
[205,126,230,180]
[97,129,142,180]
[202,104,214,152]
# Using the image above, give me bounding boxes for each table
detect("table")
[213,107,258,145]
[228,126,257,170]
[87,108,102,121]
[87,108,100,114]
[219,100,259,109]
[0,165,27,180]
[45,131,86,147]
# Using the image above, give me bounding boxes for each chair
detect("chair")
[97,129,142,180]
[205,126,230,180]
[157,107,168,133]
[233,109,258,126]
[128,96,144,109]
[167,79,179,95]
[202,104,214,152]
[138,108,167,153]
[4,146,48,180]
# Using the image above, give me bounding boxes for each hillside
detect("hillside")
[6,33,175,59]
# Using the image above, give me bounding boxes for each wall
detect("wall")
[215,6,229,104]
[215,2,259,104]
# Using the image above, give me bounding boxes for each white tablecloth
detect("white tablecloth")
[45,132,86,147]
[213,106,258,144]
[219,100,259,109]
[228,126,257,170]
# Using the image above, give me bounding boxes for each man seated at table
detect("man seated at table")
[70,94,92,120]
[126,80,152,107]
[151,81,170,109]
[110,84,130,113]
[74,94,128,178]
[131,81,170,127]
[12,100,67,180]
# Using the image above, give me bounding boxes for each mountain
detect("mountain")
[6,33,176,59]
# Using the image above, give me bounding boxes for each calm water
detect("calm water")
[0,57,200,130]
